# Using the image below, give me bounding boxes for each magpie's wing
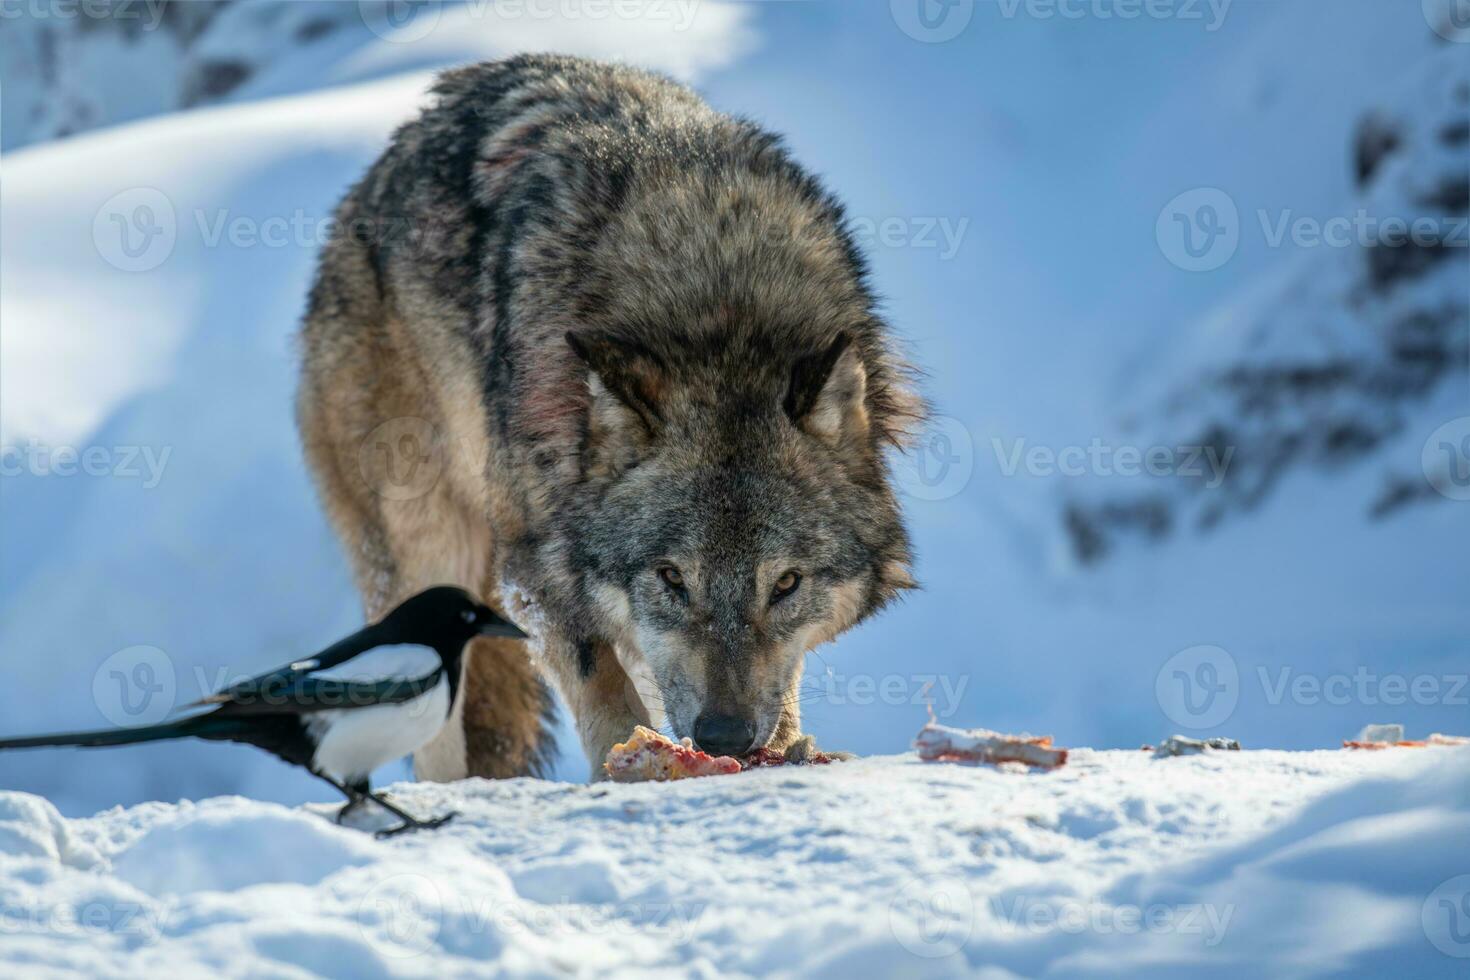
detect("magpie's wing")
[198,641,444,716]
[192,622,384,705]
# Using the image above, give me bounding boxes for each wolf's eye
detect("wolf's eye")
[461,609,477,624]
[771,570,801,604]
[658,566,685,591]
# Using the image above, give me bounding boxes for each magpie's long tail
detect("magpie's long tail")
[0,712,243,750]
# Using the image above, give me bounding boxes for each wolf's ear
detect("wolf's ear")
[567,331,667,455]
[785,333,869,446]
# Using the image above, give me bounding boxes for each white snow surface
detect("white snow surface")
[1,746,1466,977]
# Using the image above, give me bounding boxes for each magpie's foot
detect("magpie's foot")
[373,810,458,839]
[336,798,368,825]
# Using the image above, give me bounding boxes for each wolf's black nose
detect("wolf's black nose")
[693,714,757,757]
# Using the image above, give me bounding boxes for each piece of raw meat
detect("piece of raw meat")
[914,722,1068,769]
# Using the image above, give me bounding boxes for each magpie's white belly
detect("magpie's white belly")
[308,679,451,782]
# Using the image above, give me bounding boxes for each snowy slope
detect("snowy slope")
[0,1,754,151]
[1,1,371,151]
[1063,42,1470,563]
[1,746,1466,977]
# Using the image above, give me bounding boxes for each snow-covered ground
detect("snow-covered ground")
[3,745,1467,977]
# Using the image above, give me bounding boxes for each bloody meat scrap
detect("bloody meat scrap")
[1342,724,1469,750]
[914,722,1068,770]
[741,735,845,768]
[604,726,742,782]
[1344,733,1470,750]
[603,727,847,782]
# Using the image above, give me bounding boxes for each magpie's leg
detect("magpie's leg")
[336,778,374,824]
[311,770,368,825]
[312,770,455,837]
[367,786,459,839]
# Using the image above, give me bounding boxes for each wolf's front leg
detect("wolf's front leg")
[769,673,853,762]
[540,634,651,780]
[770,684,805,755]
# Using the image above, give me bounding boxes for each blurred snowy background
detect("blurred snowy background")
[1,0,1466,815]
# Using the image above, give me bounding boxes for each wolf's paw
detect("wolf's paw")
[781,734,855,764]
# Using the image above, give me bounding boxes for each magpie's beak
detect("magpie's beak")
[479,615,529,640]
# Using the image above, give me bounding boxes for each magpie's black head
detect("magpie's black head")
[379,586,529,654]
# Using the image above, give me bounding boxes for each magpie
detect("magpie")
[0,586,526,838]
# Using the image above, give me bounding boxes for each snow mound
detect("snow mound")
[112,802,378,895]
[0,793,103,869]
[0,749,1465,976]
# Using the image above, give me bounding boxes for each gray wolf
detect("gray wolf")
[297,54,921,780]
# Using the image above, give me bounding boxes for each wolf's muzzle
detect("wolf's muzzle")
[692,713,757,757]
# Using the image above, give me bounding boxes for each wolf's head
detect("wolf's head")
[565,325,916,756]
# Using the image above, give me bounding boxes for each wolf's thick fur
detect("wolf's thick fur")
[298,55,921,780]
